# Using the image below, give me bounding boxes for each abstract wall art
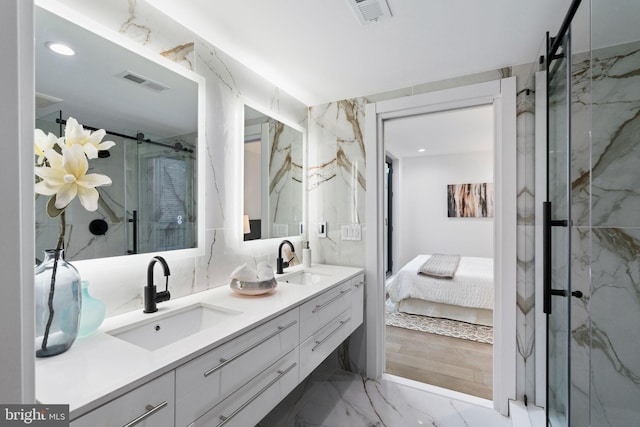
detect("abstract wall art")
[447,183,494,218]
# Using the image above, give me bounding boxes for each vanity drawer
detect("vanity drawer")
[350,274,365,332]
[299,309,351,380]
[299,280,352,341]
[70,371,175,427]
[175,308,299,426]
[189,348,299,427]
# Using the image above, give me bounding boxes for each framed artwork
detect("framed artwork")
[447,183,494,218]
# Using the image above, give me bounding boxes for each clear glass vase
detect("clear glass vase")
[78,281,106,337]
[35,249,82,357]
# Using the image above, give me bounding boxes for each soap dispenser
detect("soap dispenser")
[303,241,312,268]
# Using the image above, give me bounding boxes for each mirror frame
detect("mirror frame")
[240,98,307,245]
[36,0,206,262]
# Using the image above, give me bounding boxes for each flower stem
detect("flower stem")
[41,211,65,351]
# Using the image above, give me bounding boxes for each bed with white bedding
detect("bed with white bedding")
[386,255,494,326]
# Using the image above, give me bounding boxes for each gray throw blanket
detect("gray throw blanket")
[418,254,461,279]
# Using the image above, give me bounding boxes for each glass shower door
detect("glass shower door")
[125,131,196,254]
[545,30,572,427]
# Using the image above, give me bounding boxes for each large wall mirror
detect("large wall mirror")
[35,5,204,261]
[243,105,304,241]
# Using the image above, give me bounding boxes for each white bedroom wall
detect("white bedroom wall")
[396,150,494,268]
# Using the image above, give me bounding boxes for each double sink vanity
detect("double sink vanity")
[35,264,364,427]
[33,4,361,426]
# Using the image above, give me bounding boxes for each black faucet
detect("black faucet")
[276,240,295,274]
[144,256,171,313]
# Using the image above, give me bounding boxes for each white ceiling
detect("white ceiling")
[146,0,576,105]
[384,105,494,158]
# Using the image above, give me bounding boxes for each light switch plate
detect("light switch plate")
[341,224,362,241]
[353,224,362,240]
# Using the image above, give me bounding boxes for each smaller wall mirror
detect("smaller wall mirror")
[243,105,304,241]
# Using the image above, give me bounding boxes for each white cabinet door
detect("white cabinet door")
[190,349,299,427]
[175,309,299,426]
[70,372,175,427]
[299,310,351,380]
[299,281,352,340]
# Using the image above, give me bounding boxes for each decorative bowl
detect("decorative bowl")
[229,278,278,295]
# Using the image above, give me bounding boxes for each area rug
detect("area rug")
[385,311,493,344]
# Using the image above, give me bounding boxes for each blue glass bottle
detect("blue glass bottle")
[78,281,106,337]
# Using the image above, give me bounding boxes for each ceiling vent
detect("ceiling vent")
[117,71,170,92]
[348,0,392,25]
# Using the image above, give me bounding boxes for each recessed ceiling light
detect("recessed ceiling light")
[418,148,426,153]
[46,41,75,56]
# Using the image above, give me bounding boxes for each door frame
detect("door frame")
[364,78,517,415]
[534,70,548,408]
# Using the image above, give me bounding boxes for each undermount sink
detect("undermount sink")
[107,303,242,351]
[280,271,329,285]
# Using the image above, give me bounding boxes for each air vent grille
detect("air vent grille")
[117,71,170,92]
[122,73,145,84]
[348,0,391,24]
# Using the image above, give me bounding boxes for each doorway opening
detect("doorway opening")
[364,78,517,415]
[382,105,495,400]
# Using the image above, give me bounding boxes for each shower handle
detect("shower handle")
[542,201,571,314]
[128,210,138,255]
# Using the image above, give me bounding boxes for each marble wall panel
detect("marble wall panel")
[52,0,196,69]
[589,227,640,425]
[572,41,640,228]
[566,39,640,425]
[569,227,591,427]
[308,99,366,268]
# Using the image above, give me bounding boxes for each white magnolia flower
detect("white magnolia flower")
[34,144,112,212]
[34,129,61,165]
[63,117,116,159]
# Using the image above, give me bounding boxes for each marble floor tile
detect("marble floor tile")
[260,368,513,427]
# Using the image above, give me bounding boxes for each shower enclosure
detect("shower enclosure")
[540,0,640,425]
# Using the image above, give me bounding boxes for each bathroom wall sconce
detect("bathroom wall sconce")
[243,215,251,234]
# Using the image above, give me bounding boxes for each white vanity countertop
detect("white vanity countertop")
[35,263,363,419]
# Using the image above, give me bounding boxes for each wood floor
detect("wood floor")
[385,325,493,400]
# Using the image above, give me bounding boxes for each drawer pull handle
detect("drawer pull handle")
[312,318,350,352]
[204,320,297,377]
[122,401,168,427]
[311,289,352,314]
[354,281,365,288]
[216,362,297,427]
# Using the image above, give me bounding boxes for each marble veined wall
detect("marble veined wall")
[51,0,308,316]
[570,40,640,426]
[308,98,367,267]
